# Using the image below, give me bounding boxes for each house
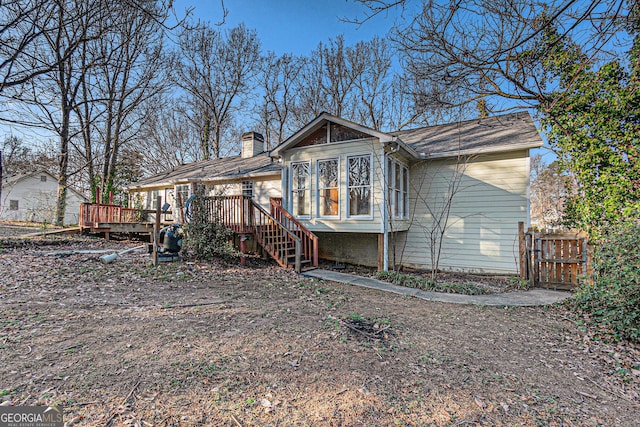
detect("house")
[127,112,543,274]
[127,132,281,222]
[0,170,88,225]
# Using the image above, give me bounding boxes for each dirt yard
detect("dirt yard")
[1,227,639,426]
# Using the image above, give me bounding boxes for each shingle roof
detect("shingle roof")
[127,153,280,189]
[393,112,542,159]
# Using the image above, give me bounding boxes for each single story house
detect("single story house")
[127,112,543,274]
[1,170,88,225]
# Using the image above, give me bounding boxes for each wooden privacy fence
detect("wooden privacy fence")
[519,222,590,290]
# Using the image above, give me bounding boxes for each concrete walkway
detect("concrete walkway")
[302,269,571,307]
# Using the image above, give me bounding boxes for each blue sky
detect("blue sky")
[175,0,406,55]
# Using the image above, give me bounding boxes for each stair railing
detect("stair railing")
[269,198,319,267]
[250,200,302,272]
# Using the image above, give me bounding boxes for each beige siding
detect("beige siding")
[396,150,530,274]
[129,175,282,219]
[283,138,386,233]
[0,173,85,224]
[253,178,282,210]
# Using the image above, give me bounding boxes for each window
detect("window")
[387,158,409,219]
[347,155,372,217]
[242,180,254,198]
[317,158,339,217]
[146,190,160,209]
[40,175,47,182]
[175,184,190,208]
[9,200,18,210]
[291,161,311,217]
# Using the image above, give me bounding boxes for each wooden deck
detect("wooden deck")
[79,197,319,272]
[79,203,161,239]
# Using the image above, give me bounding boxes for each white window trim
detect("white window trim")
[241,180,254,198]
[289,160,312,219]
[316,157,340,219]
[387,157,409,220]
[346,153,374,220]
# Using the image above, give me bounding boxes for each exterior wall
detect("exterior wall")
[0,173,85,224]
[209,177,281,211]
[395,150,531,274]
[281,138,387,233]
[129,175,282,220]
[316,232,379,267]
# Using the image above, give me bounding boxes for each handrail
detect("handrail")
[202,195,304,272]
[250,199,303,272]
[270,199,319,267]
[79,202,140,228]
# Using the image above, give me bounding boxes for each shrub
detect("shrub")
[375,270,487,295]
[183,193,238,261]
[568,223,640,343]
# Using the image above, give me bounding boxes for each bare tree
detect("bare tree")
[529,153,575,229]
[0,135,56,173]
[136,96,202,174]
[355,0,629,113]
[24,0,105,225]
[176,22,260,159]
[254,52,303,148]
[89,1,170,203]
[0,1,62,95]
[352,36,393,130]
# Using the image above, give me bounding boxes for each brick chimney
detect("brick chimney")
[241,132,265,158]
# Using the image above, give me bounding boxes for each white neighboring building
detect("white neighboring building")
[0,170,88,225]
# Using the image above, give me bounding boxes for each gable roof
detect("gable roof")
[394,112,542,159]
[2,169,88,201]
[271,111,542,161]
[270,112,419,158]
[127,152,280,190]
[3,169,55,186]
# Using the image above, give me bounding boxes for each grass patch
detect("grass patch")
[376,271,487,295]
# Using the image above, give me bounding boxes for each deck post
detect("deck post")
[377,233,384,272]
[294,240,301,273]
[240,234,247,266]
[153,196,161,266]
[518,222,526,280]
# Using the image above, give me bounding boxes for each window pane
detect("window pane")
[320,188,339,216]
[292,162,310,190]
[318,159,339,217]
[291,162,310,216]
[318,160,338,187]
[293,190,309,216]
[348,156,370,186]
[349,188,370,215]
[348,156,371,216]
[403,167,409,217]
[242,181,254,198]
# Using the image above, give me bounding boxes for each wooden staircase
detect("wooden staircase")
[204,195,318,272]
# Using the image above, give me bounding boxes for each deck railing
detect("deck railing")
[251,201,302,272]
[269,198,318,268]
[202,195,253,234]
[200,195,318,271]
[79,203,141,228]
